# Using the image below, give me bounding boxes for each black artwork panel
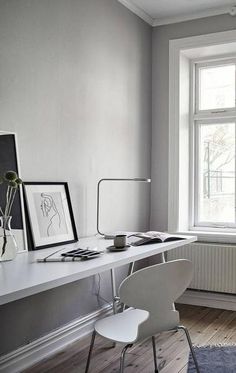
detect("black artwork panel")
[0,134,23,229]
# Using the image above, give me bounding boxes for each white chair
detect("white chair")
[85,259,200,373]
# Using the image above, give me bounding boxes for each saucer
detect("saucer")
[106,245,130,252]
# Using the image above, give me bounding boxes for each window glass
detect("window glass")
[198,122,235,224]
[199,64,235,111]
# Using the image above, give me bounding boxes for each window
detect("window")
[193,59,236,228]
[169,30,236,242]
[197,62,235,111]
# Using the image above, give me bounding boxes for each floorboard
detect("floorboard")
[24,304,236,373]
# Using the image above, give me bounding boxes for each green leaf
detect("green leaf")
[8,181,18,188]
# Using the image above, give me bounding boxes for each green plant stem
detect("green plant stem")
[5,187,13,217]
[6,187,12,216]
[8,189,17,216]
[5,186,10,216]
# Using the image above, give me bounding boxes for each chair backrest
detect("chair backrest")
[119,259,193,341]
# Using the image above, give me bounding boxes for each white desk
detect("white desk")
[0,235,196,305]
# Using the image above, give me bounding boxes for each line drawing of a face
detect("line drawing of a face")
[40,193,61,236]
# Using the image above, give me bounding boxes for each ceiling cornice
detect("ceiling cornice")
[117,0,154,25]
[117,1,231,27]
[153,6,230,26]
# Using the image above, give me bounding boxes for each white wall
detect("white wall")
[0,0,152,356]
[0,0,152,238]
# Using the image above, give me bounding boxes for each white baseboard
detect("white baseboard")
[0,304,112,373]
[178,290,236,311]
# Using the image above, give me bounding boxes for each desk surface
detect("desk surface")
[0,234,196,305]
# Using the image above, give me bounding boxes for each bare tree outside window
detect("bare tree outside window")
[194,60,236,227]
[199,123,235,223]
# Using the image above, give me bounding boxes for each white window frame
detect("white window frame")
[168,29,236,243]
[195,58,236,116]
[191,58,236,230]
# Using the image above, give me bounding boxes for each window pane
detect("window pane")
[198,122,235,224]
[199,64,235,110]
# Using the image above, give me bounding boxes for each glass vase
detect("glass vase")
[0,216,18,262]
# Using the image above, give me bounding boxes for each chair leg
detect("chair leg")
[120,344,132,373]
[177,326,200,373]
[85,330,96,373]
[151,336,159,373]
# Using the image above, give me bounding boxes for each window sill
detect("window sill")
[176,230,236,244]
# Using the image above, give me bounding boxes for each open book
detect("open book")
[128,231,184,246]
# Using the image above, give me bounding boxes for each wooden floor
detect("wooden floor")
[25,304,236,373]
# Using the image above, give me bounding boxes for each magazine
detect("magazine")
[128,231,185,246]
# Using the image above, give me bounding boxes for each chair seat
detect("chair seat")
[95,308,149,344]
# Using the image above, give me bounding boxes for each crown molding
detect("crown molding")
[153,6,230,26]
[117,0,154,25]
[117,1,231,27]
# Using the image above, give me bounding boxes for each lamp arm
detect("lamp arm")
[96,177,151,237]
[97,179,132,236]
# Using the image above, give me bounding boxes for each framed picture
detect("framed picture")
[23,182,78,250]
[0,131,28,252]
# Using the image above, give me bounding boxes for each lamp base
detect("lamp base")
[102,231,134,240]
[98,231,136,240]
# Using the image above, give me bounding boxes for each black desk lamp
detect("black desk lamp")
[96,178,151,239]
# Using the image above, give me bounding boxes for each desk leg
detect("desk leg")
[121,262,135,312]
[128,262,135,276]
[110,268,117,314]
[160,252,166,263]
[110,268,118,348]
[111,263,135,315]
[110,263,135,348]
[161,251,176,310]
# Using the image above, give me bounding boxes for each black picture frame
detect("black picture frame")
[23,182,78,250]
[0,132,28,251]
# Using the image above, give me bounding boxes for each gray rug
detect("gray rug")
[188,345,236,372]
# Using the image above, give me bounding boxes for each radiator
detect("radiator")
[167,242,236,294]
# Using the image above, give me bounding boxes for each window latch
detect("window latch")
[211,224,228,228]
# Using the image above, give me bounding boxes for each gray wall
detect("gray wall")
[0,0,152,356]
[151,14,236,232]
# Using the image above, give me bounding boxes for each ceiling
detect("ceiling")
[118,0,235,26]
